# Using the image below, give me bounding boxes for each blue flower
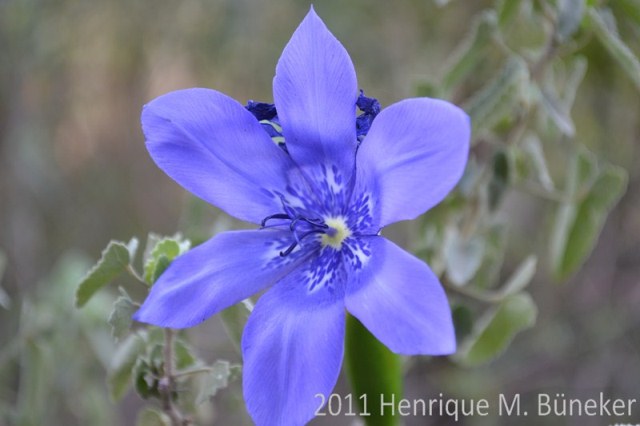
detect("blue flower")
[134,7,470,426]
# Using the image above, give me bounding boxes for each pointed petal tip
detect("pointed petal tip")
[305,4,320,21]
[273,1,358,175]
[357,97,471,226]
[345,238,458,356]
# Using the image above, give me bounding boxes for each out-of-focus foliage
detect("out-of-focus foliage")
[1,0,639,425]
[0,254,118,425]
[413,0,633,376]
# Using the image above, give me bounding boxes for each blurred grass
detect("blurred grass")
[1,0,639,425]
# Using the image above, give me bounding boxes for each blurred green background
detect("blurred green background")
[1,0,639,425]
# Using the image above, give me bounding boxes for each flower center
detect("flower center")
[261,212,328,256]
[261,210,354,256]
[321,217,351,250]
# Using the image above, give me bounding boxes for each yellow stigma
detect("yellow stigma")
[321,217,351,249]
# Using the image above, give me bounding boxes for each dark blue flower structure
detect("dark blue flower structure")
[134,7,470,425]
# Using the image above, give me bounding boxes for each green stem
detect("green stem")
[345,314,402,426]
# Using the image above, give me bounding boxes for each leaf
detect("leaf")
[143,233,162,265]
[488,150,511,210]
[143,236,190,285]
[553,165,628,279]
[561,56,588,111]
[472,223,508,290]
[107,291,137,341]
[616,0,640,26]
[174,339,197,370]
[550,151,628,280]
[497,0,523,29]
[195,360,237,404]
[75,239,138,308]
[108,333,146,401]
[444,227,485,286]
[522,134,555,191]
[442,11,497,91]
[456,293,537,366]
[219,299,253,354]
[550,150,596,273]
[463,56,529,133]
[345,314,402,425]
[498,255,537,297]
[133,358,159,400]
[557,0,585,42]
[538,86,576,136]
[136,408,171,426]
[588,7,640,92]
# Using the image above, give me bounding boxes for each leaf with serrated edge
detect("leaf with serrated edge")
[108,295,137,341]
[143,237,191,285]
[76,240,135,308]
[196,360,234,405]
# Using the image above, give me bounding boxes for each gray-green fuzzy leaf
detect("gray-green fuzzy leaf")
[588,8,640,92]
[107,293,137,341]
[75,239,137,308]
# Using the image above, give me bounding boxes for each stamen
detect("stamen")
[279,229,325,257]
[279,241,298,257]
[261,209,343,257]
[261,213,291,228]
[289,216,328,231]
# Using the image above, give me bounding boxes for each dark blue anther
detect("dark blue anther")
[245,101,278,121]
[246,90,380,145]
[261,213,291,228]
[356,90,381,142]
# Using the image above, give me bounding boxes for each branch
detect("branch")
[160,329,188,426]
